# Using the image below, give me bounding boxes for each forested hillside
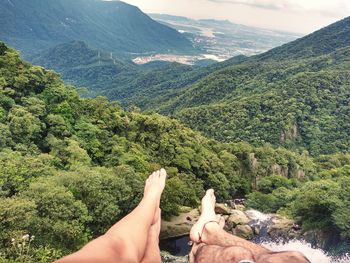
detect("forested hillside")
[141,17,350,156]
[3,43,338,262]
[30,41,136,89]
[30,41,248,108]
[1,43,349,262]
[0,0,194,57]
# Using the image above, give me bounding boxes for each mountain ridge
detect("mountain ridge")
[0,0,195,57]
[136,16,350,155]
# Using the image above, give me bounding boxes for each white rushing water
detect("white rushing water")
[245,209,350,263]
[262,240,350,263]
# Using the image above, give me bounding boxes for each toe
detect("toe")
[206,189,214,195]
[151,171,157,179]
[160,168,167,178]
[155,170,160,177]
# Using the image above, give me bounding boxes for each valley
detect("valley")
[150,14,302,61]
[0,1,349,262]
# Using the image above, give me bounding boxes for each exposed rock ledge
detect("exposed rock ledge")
[160,203,301,241]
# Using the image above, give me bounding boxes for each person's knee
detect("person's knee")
[223,246,254,262]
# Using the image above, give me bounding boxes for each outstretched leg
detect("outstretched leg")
[140,208,162,263]
[189,189,310,263]
[190,189,268,255]
[56,169,167,263]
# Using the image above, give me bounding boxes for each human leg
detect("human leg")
[190,189,269,256]
[140,208,162,263]
[190,215,255,263]
[190,189,310,263]
[56,169,166,263]
[255,251,311,263]
[192,244,255,263]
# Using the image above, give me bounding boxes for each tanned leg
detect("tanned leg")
[56,169,166,263]
[140,208,162,263]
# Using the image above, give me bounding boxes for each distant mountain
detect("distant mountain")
[258,16,350,60]
[137,16,350,155]
[30,40,136,88]
[149,13,302,59]
[0,0,195,58]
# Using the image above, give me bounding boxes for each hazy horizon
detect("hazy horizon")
[120,0,350,34]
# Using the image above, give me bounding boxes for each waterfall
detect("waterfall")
[245,209,349,263]
[160,209,349,263]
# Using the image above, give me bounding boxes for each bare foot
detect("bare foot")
[190,189,217,243]
[217,214,225,229]
[143,168,166,200]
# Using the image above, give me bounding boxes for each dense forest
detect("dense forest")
[0,41,350,262]
[130,17,350,156]
[29,40,248,110]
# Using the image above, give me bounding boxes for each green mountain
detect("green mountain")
[257,16,350,60]
[1,42,330,260]
[29,40,248,108]
[139,16,350,156]
[30,40,137,88]
[0,0,195,57]
[1,43,350,262]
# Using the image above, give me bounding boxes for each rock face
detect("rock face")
[303,230,340,250]
[233,224,254,239]
[215,203,232,215]
[267,216,298,239]
[226,210,250,229]
[160,209,199,240]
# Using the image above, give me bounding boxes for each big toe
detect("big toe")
[206,189,214,196]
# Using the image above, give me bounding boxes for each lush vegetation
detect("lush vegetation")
[1,12,350,263]
[0,0,195,58]
[0,43,322,262]
[246,154,350,241]
[30,40,247,110]
[136,17,350,156]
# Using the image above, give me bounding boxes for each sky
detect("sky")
[120,0,350,34]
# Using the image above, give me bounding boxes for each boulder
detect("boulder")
[161,251,188,263]
[234,204,246,211]
[233,225,253,239]
[226,210,250,230]
[160,209,199,240]
[215,203,232,215]
[267,216,297,239]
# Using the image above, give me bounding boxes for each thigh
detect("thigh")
[191,244,255,263]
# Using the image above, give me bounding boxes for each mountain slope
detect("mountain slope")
[30,40,137,88]
[257,16,350,60]
[29,40,248,108]
[0,0,195,57]
[142,16,350,155]
[1,42,324,261]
